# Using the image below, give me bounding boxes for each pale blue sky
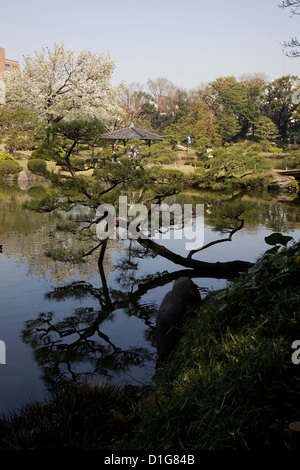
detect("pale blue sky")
[1,0,300,89]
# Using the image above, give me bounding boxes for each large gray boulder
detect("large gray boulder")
[267,176,297,193]
[156,277,201,362]
[17,169,36,190]
[17,169,36,182]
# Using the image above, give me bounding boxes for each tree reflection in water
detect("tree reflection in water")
[21,267,153,389]
[20,190,300,392]
[21,255,213,391]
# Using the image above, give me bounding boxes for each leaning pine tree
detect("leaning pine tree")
[4,44,253,280]
[23,118,253,279]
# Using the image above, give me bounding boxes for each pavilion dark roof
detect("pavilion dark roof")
[100,125,163,142]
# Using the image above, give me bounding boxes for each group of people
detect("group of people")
[112,144,140,163]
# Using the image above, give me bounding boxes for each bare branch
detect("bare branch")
[136,234,252,278]
[279,0,300,15]
[187,215,244,260]
[282,37,300,57]
[99,180,124,196]
[280,1,300,55]
[78,215,108,233]
[81,241,104,258]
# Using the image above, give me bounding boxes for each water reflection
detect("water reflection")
[1,186,300,411]
[21,269,156,388]
[20,263,217,390]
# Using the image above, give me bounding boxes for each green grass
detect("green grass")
[0,381,135,450]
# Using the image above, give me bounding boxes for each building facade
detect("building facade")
[0,48,20,104]
[0,47,20,73]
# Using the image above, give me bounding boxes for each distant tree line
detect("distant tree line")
[118,74,300,151]
[1,43,300,156]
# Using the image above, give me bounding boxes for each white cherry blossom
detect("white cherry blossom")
[3,43,123,126]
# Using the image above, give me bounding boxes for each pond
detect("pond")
[1,184,300,416]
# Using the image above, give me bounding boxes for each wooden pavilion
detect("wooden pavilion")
[100,124,163,147]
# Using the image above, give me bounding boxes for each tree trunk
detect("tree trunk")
[137,236,253,278]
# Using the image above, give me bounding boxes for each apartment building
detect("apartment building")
[0,47,20,73]
[0,47,20,104]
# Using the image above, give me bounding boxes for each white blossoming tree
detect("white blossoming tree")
[3,43,123,126]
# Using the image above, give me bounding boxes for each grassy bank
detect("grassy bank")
[122,233,300,450]
[0,381,138,450]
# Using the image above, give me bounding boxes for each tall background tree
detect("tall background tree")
[204,76,267,143]
[118,82,154,129]
[147,77,176,103]
[264,75,298,143]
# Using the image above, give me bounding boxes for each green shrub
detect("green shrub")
[31,142,58,161]
[288,150,300,169]
[0,160,22,178]
[0,152,14,162]
[259,140,271,152]
[290,149,300,158]
[214,147,229,158]
[147,142,178,163]
[96,147,113,160]
[246,143,263,155]
[69,156,88,171]
[27,158,48,176]
[269,146,283,153]
[154,156,171,164]
[191,144,270,190]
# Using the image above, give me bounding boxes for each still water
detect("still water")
[1,185,300,416]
